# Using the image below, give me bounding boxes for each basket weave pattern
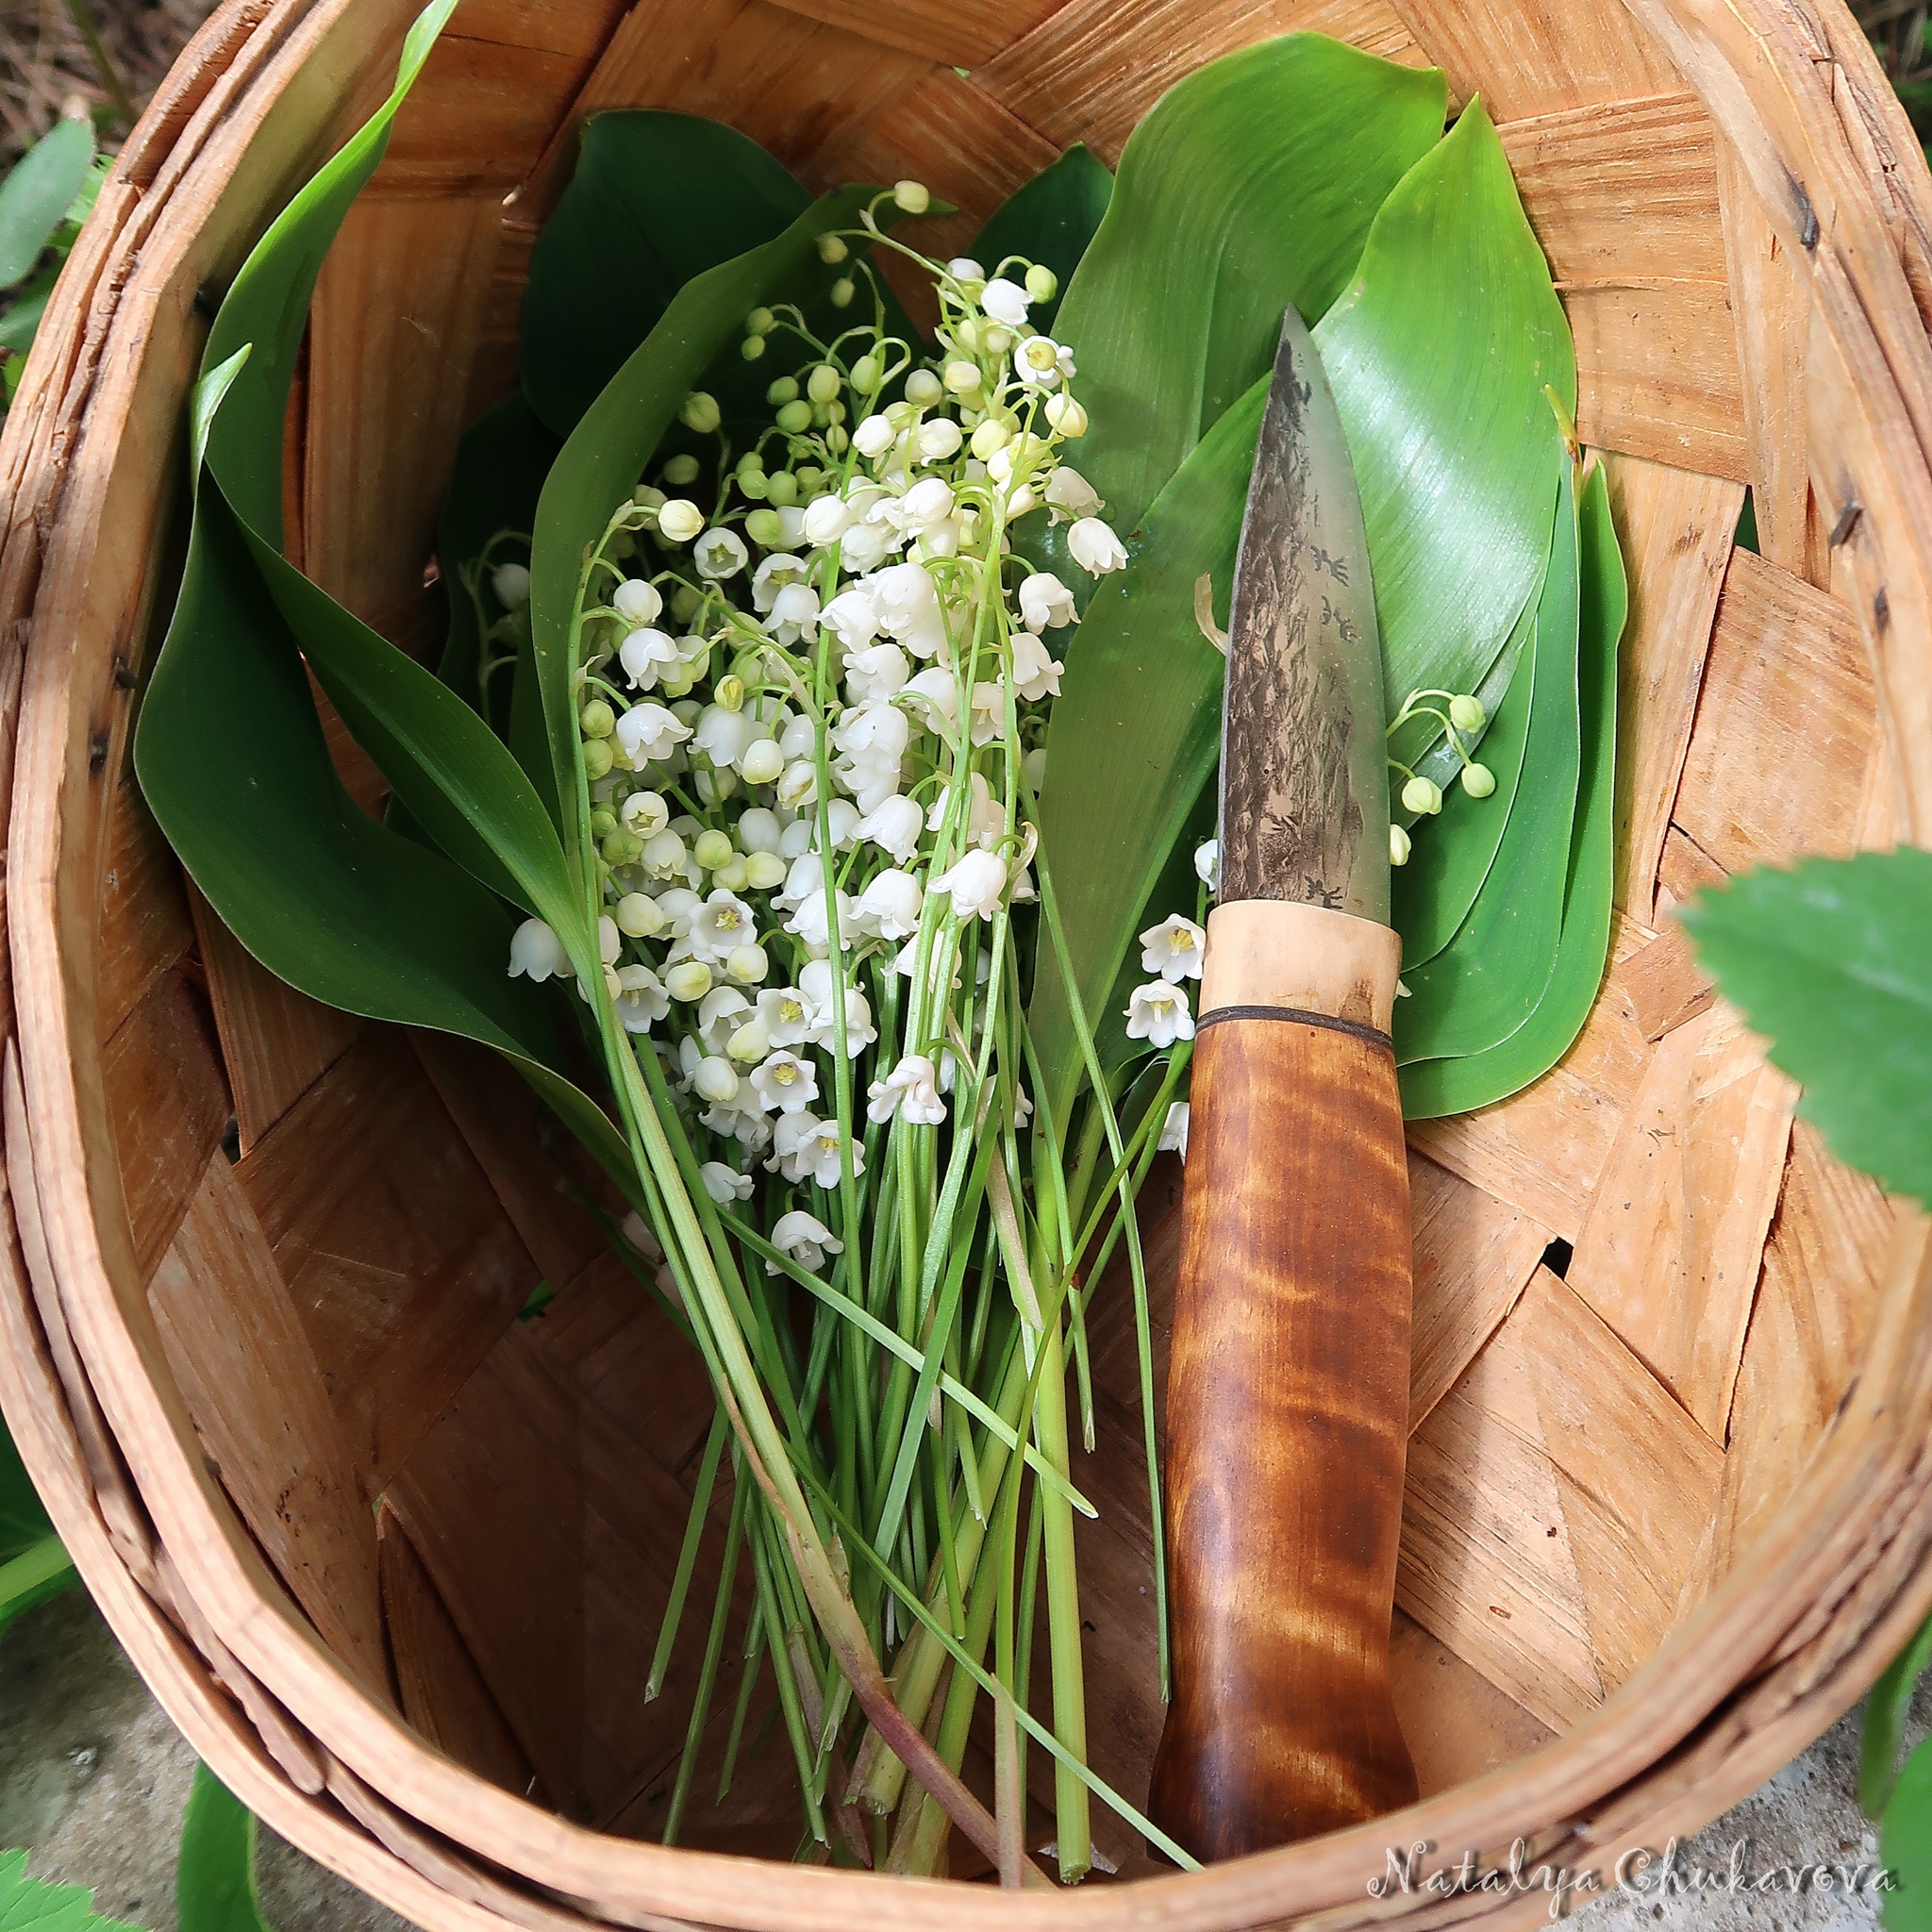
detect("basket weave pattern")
[3,0,1932,1924]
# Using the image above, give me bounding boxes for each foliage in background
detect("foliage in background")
[0,1850,138,1932]
[1,1406,76,1636]
[0,108,105,413]
[1860,0,1932,155]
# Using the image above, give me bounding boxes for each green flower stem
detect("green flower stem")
[717,1599,768,1803]
[646,1407,729,1700]
[662,1462,748,1845]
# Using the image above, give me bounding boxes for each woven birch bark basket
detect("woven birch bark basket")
[4,0,1932,1923]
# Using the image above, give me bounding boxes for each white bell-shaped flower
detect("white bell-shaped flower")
[696,986,753,1057]
[901,666,960,731]
[688,889,757,962]
[613,964,668,1033]
[692,1056,740,1105]
[1124,980,1195,1049]
[854,792,924,863]
[750,1050,819,1115]
[802,493,858,546]
[758,985,815,1049]
[980,277,1030,326]
[930,847,1008,921]
[822,588,880,651]
[614,703,691,770]
[767,580,821,644]
[699,1160,755,1205]
[969,683,1004,747]
[508,918,573,982]
[1010,631,1063,701]
[769,1207,842,1273]
[1043,466,1102,523]
[491,562,531,610]
[1018,572,1076,630]
[851,414,895,459]
[839,521,892,574]
[915,417,962,463]
[1068,516,1127,575]
[752,552,808,613]
[1158,1102,1191,1159]
[1012,334,1074,391]
[692,704,758,769]
[844,641,909,703]
[1139,912,1207,982]
[612,577,662,625]
[853,868,924,941]
[867,1053,947,1126]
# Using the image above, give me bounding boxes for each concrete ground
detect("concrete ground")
[4,1582,1927,1930]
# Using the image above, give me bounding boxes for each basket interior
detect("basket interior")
[88,0,1908,1883]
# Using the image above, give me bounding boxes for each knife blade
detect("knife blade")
[1219,308,1390,922]
[1146,308,1418,1862]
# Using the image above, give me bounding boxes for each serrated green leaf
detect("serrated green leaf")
[1395,447,1579,1069]
[969,144,1112,340]
[177,1766,274,1932]
[1863,1612,1932,1820]
[1314,97,1576,747]
[0,118,93,291]
[521,113,811,437]
[1054,36,1446,539]
[0,1851,139,1932]
[1681,848,1932,1208]
[1400,458,1623,1116]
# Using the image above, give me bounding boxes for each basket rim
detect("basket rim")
[6,0,1932,1924]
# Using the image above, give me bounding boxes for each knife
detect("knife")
[1145,308,1418,1861]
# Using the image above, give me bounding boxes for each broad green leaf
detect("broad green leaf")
[1391,589,1537,966]
[1400,459,1623,1116]
[1680,847,1932,1208]
[521,113,811,436]
[435,390,559,725]
[1863,1611,1932,1819]
[970,144,1112,338]
[0,117,93,290]
[529,187,891,868]
[1055,36,1445,538]
[1395,450,1579,1068]
[177,1766,275,1932]
[1884,1735,1932,1928]
[1315,98,1576,741]
[0,1418,74,1636]
[0,263,56,356]
[1027,379,1261,1120]
[0,1851,139,1932]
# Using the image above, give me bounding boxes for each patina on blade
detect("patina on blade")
[1219,308,1390,924]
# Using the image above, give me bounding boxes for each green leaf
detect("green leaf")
[1884,1735,1932,1929]
[0,1854,139,1932]
[1680,847,1932,1208]
[0,262,57,356]
[1391,589,1537,966]
[521,113,812,437]
[1395,448,1579,1069]
[1054,35,1446,537]
[0,1415,55,1563]
[177,1766,275,1932]
[969,143,1112,338]
[529,186,893,865]
[0,117,94,290]
[1314,97,1577,740]
[1027,379,1260,1119]
[0,1536,76,1637]
[434,390,559,724]
[1399,458,1624,1116]
[1863,1611,1932,1819]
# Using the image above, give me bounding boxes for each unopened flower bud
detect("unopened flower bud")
[905,369,943,408]
[943,359,981,395]
[763,471,798,508]
[615,892,663,939]
[971,417,1010,459]
[1401,774,1443,816]
[1045,392,1087,437]
[602,829,642,866]
[745,306,774,336]
[824,424,849,454]
[666,961,713,1002]
[741,335,766,360]
[807,363,841,405]
[658,499,705,543]
[1390,824,1411,866]
[745,508,786,548]
[739,739,784,785]
[662,453,700,486]
[633,484,665,511]
[775,399,813,435]
[725,942,769,985]
[817,233,849,264]
[491,561,531,609]
[830,277,856,308]
[1024,263,1058,304]
[582,739,614,780]
[767,375,799,406]
[851,354,882,394]
[744,850,788,891]
[891,179,930,214]
[680,391,721,435]
[580,699,614,739]
[713,856,750,892]
[714,674,746,713]
[693,829,735,872]
[1460,761,1497,799]
[694,1056,739,1103]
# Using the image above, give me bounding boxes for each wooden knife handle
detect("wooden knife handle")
[1147,902,1417,1861]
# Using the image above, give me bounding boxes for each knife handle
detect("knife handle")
[1147,901,1417,1862]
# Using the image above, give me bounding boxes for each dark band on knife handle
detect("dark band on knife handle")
[1148,902,1417,1861]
